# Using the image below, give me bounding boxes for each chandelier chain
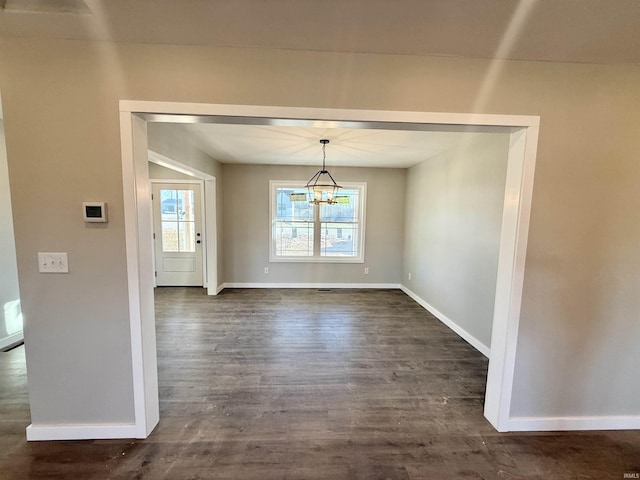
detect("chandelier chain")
[322,141,326,170]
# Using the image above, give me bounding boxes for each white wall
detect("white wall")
[223,163,405,285]
[403,133,510,351]
[0,119,23,350]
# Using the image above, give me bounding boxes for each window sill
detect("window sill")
[269,256,365,264]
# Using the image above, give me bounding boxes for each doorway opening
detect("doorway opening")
[0,93,23,353]
[0,92,29,443]
[120,102,539,437]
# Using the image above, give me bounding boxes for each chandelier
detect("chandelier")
[306,139,342,205]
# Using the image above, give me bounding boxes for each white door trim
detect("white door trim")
[119,112,158,438]
[484,126,538,431]
[119,101,539,437]
[149,149,218,294]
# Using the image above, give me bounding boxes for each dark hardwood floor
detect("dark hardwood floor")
[0,287,638,479]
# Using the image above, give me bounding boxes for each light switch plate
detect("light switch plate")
[38,252,69,273]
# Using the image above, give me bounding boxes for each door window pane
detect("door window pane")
[160,189,178,221]
[161,221,179,252]
[178,221,196,252]
[160,188,197,253]
[178,190,195,221]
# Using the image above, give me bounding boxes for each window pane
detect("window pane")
[274,221,314,256]
[321,222,359,257]
[178,221,195,252]
[320,189,358,222]
[160,189,178,221]
[276,188,313,222]
[161,221,179,252]
[177,189,195,221]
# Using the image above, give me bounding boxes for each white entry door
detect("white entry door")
[152,182,204,286]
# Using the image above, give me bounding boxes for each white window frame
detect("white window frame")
[269,180,366,263]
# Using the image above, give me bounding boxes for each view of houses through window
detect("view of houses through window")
[271,182,365,262]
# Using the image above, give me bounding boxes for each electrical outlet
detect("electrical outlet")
[38,252,69,273]
[408,272,412,280]
[264,267,269,274]
[364,267,369,275]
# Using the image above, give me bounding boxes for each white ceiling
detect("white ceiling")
[1,0,639,65]
[157,122,490,168]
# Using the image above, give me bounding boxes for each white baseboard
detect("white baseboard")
[26,423,139,441]
[220,282,402,290]
[507,415,640,432]
[216,284,225,294]
[400,285,490,358]
[0,332,24,351]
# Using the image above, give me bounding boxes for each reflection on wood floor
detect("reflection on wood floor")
[0,287,638,479]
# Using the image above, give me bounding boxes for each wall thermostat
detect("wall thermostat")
[83,202,108,223]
